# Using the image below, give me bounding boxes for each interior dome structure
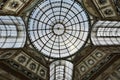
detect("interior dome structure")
[0,0,120,80]
[28,0,90,58]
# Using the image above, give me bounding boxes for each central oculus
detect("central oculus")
[28,0,90,58]
[53,24,65,36]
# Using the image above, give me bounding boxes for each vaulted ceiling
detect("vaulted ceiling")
[0,0,120,80]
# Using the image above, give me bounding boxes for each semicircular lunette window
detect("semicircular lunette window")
[28,0,90,58]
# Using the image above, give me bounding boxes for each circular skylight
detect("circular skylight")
[28,0,90,58]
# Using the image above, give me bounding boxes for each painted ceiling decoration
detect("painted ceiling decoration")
[83,0,120,20]
[95,58,120,80]
[0,0,33,15]
[0,50,48,80]
[74,47,120,80]
[0,0,120,80]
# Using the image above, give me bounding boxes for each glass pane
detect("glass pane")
[28,0,89,58]
[0,16,26,48]
[50,60,73,80]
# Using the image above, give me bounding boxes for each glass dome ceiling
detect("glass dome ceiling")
[28,0,90,58]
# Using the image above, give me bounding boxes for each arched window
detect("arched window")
[50,60,73,80]
[91,20,120,45]
[0,16,26,48]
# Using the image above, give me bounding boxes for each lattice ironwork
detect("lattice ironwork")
[28,0,90,58]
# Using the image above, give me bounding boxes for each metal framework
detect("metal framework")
[50,60,73,80]
[0,16,26,48]
[28,0,90,58]
[91,20,120,45]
